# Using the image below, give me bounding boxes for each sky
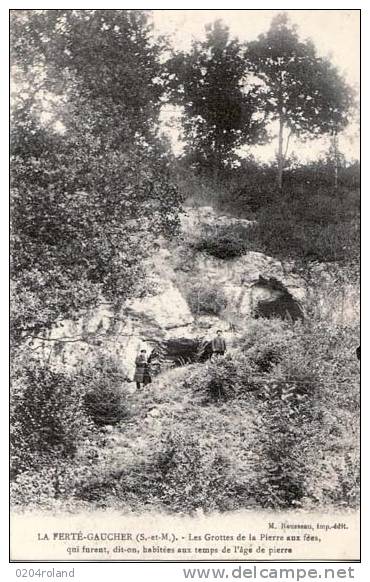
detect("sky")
[152,9,360,163]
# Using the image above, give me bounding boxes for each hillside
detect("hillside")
[11,197,360,513]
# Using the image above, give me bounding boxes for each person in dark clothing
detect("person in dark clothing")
[143,360,152,386]
[147,348,161,377]
[134,349,151,389]
[211,330,226,358]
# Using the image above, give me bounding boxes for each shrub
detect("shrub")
[176,354,262,404]
[233,179,279,213]
[152,425,256,512]
[10,358,92,478]
[10,432,107,508]
[248,319,360,509]
[250,390,315,508]
[80,356,129,426]
[10,350,128,507]
[239,319,298,372]
[191,224,253,259]
[10,460,88,508]
[185,281,228,316]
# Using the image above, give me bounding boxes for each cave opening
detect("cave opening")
[252,276,304,322]
[150,337,212,368]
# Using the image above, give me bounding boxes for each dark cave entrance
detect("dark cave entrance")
[252,276,304,322]
[151,337,213,368]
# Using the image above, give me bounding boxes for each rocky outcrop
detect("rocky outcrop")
[183,250,305,315]
[172,208,306,329]
[33,206,307,376]
[126,280,193,331]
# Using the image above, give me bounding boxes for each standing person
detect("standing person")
[147,348,161,377]
[211,330,226,359]
[134,349,148,390]
[143,354,152,386]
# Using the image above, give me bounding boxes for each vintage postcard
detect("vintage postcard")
[9,9,360,562]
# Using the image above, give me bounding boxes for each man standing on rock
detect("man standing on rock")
[211,330,226,359]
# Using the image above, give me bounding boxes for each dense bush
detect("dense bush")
[232,174,280,213]
[245,318,360,508]
[10,357,93,479]
[179,354,259,403]
[10,456,96,509]
[239,319,297,372]
[152,413,259,513]
[185,281,228,316]
[188,191,359,266]
[10,350,129,509]
[233,167,360,216]
[81,357,129,426]
[191,224,253,259]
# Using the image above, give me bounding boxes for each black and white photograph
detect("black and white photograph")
[9,8,360,562]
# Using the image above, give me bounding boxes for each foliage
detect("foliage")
[185,281,228,316]
[10,348,130,490]
[167,20,267,178]
[176,156,360,220]
[191,224,253,259]
[245,13,354,187]
[192,169,358,267]
[10,10,182,344]
[152,420,257,513]
[10,355,93,479]
[231,158,359,214]
[250,192,360,264]
[10,11,359,515]
[11,317,359,512]
[239,319,297,372]
[304,263,359,326]
[10,438,106,509]
[163,319,359,510]
[81,357,129,426]
[243,318,359,507]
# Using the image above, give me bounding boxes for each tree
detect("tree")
[246,13,354,189]
[10,10,182,345]
[326,134,347,191]
[167,20,267,182]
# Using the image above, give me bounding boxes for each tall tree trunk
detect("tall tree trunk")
[212,158,219,188]
[212,141,221,189]
[277,113,284,190]
[331,132,339,191]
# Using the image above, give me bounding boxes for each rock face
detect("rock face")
[34,257,195,379]
[180,250,305,319]
[126,280,193,331]
[34,206,306,376]
[176,206,305,322]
